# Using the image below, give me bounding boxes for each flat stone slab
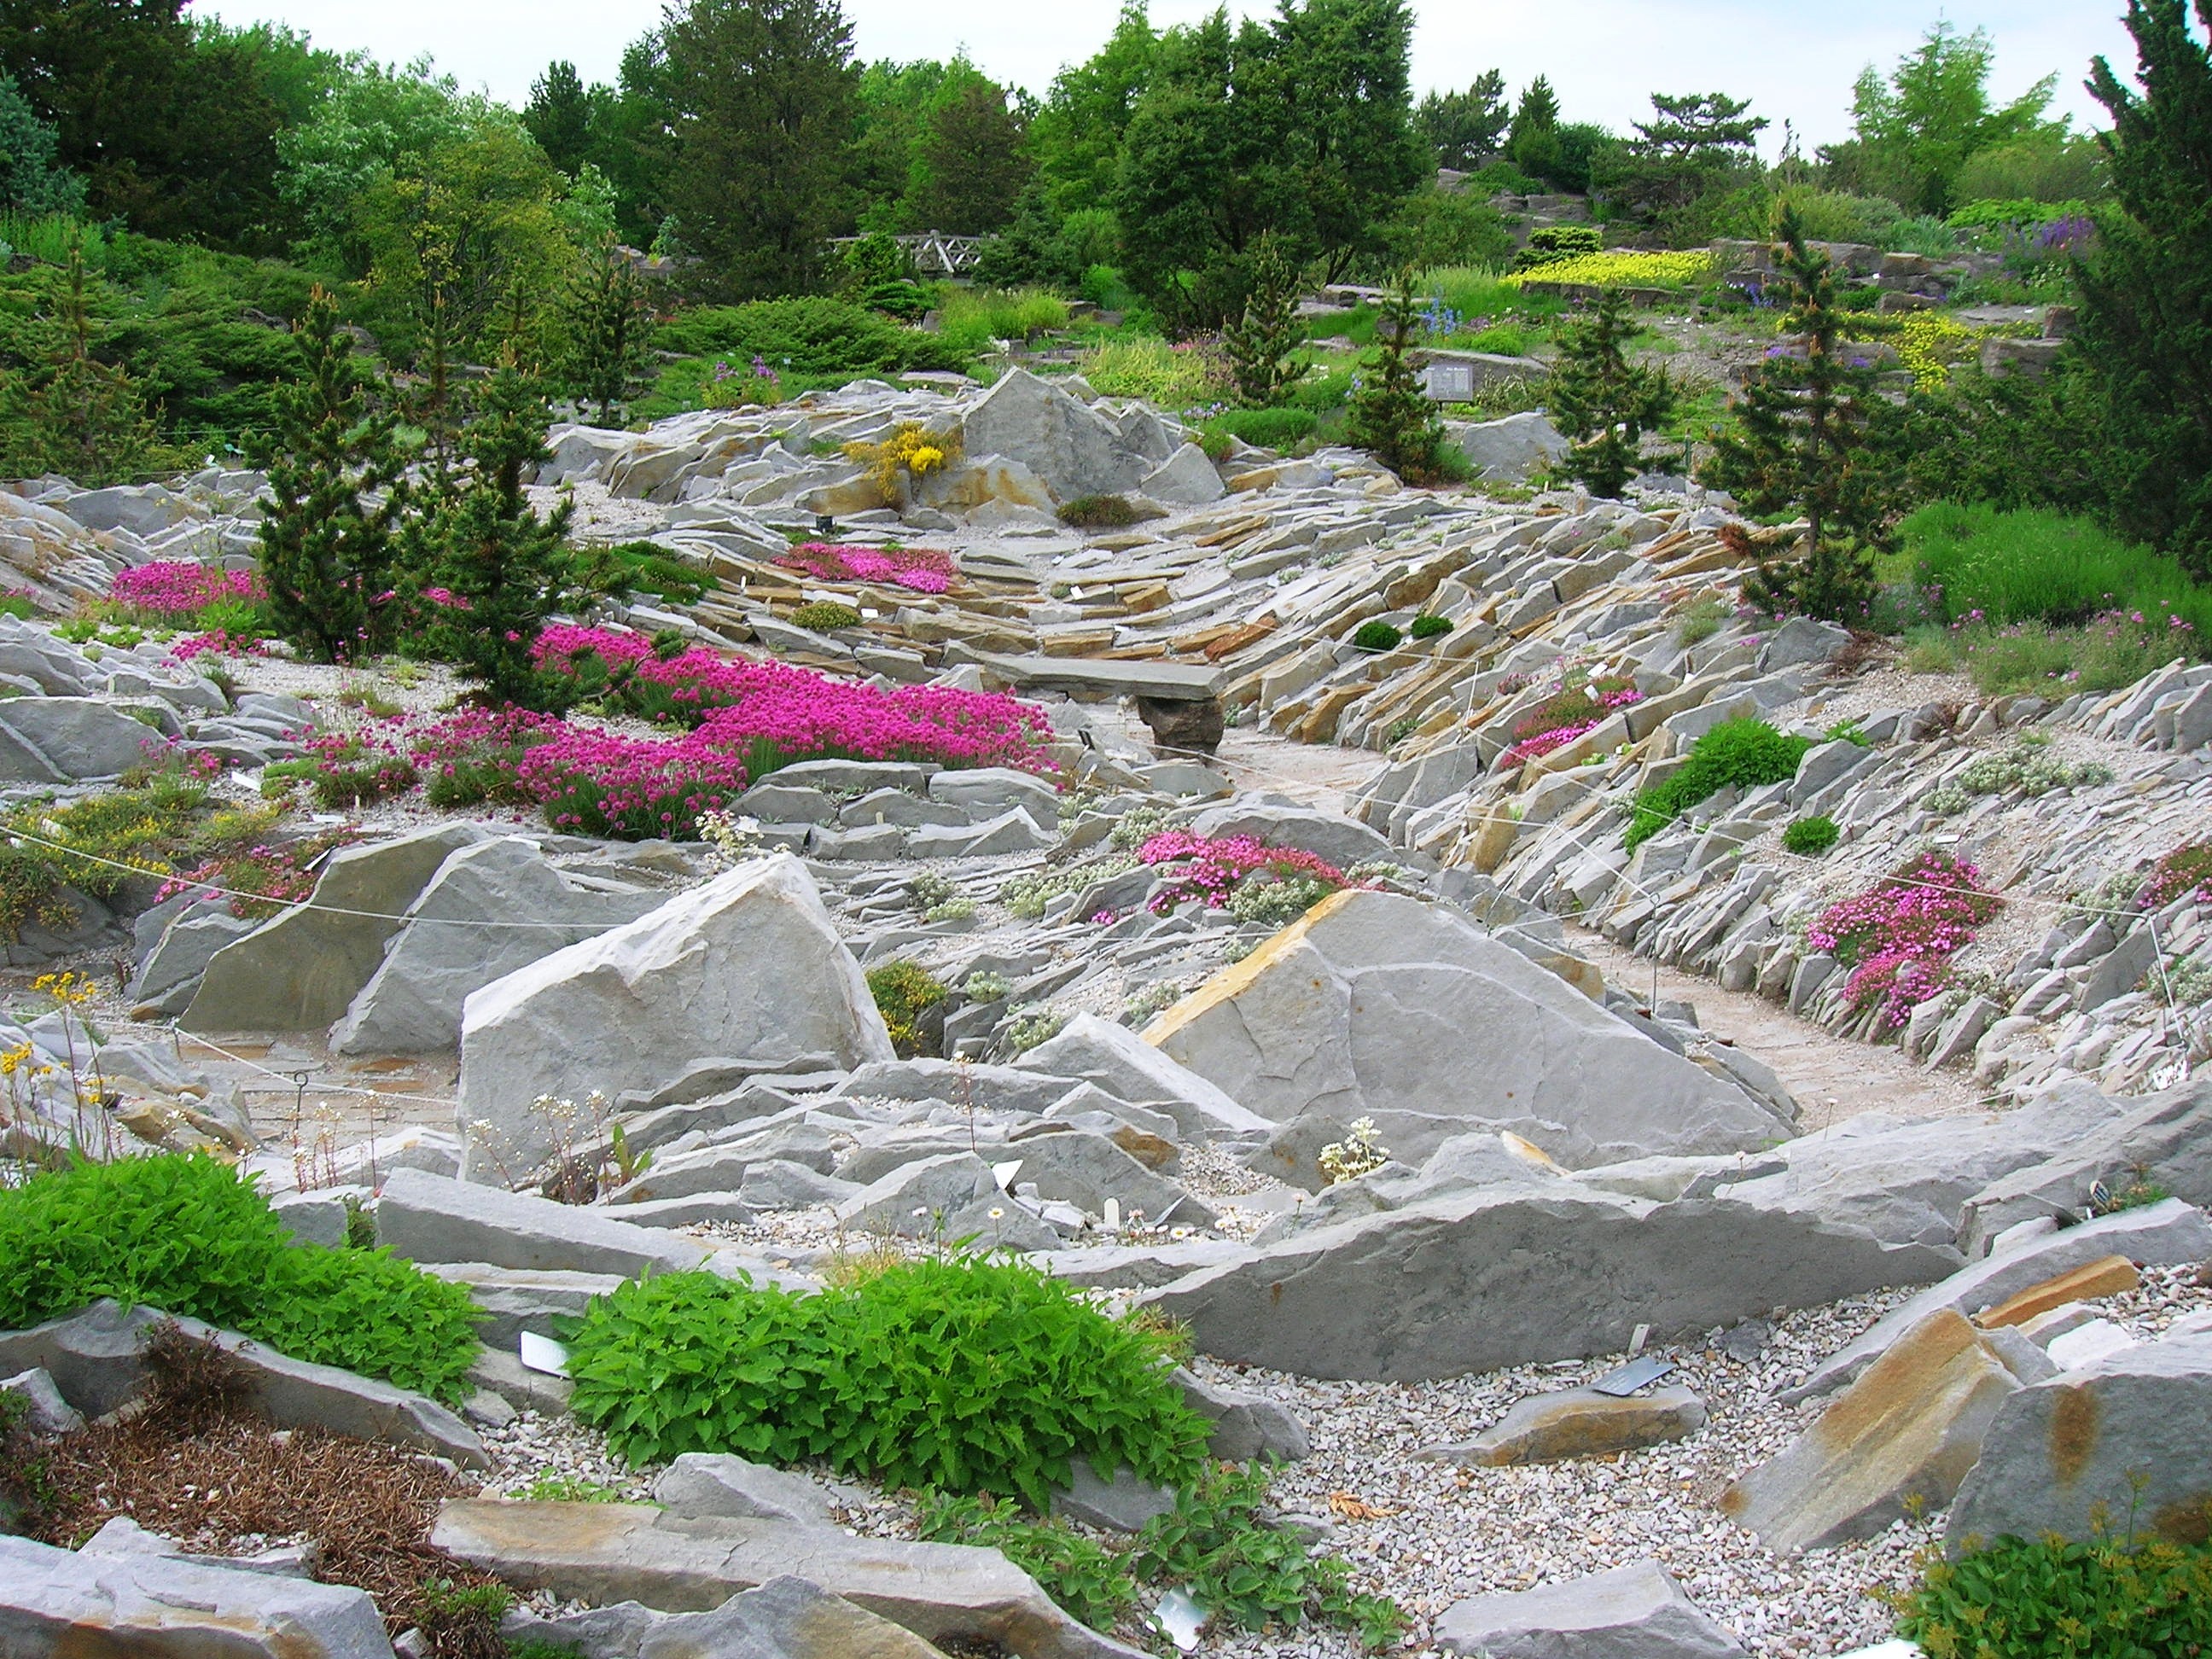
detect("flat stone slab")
[1423,1385,1707,1466]
[377,1167,710,1278]
[431,1499,1145,1659]
[954,647,1223,703]
[0,1530,396,1659]
[1438,1560,1748,1657]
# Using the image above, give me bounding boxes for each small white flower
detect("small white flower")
[989,1207,1005,1220]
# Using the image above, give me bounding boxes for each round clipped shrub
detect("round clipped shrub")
[1409,614,1453,640]
[562,1259,1209,1506]
[1057,494,1144,528]
[1782,815,1841,856]
[789,601,861,632]
[1625,718,1813,851]
[1353,620,1404,653]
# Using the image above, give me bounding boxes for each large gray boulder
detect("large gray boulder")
[1140,1187,1957,1382]
[503,1576,947,1659]
[1023,1014,1272,1140]
[330,838,666,1055]
[184,824,488,1032]
[1445,412,1570,484]
[0,696,178,782]
[958,369,1150,504]
[1139,443,1227,506]
[127,909,259,1016]
[0,1299,485,1466]
[0,1534,396,1659]
[458,855,894,1183]
[432,1499,1149,1659]
[1437,1561,1748,1657]
[1146,891,1791,1169]
[1947,1329,2212,1552]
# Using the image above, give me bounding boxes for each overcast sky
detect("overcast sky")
[194,0,2140,150]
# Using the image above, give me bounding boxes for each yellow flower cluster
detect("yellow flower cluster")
[33,971,95,1007]
[843,422,960,498]
[1504,251,1717,291]
[1890,311,1978,392]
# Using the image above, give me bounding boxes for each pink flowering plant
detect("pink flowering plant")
[1806,851,2003,1029]
[108,562,267,622]
[776,543,957,595]
[1140,830,1367,925]
[2137,841,2212,912]
[1501,672,1643,765]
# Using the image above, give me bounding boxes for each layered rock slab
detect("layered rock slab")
[1145,890,1793,1169]
[459,854,894,1181]
[1141,1188,1957,1382]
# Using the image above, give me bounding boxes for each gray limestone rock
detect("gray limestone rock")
[960,369,1150,504]
[376,1167,710,1278]
[654,1454,841,1528]
[1437,1561,1748,1657]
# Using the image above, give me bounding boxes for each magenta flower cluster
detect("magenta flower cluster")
[1502,675,1644,765]
[170,629,269,661]
[1806,851,2003,1029]
[776,543,957,594]
[109,562,265,619]
[1138,830,1358,914]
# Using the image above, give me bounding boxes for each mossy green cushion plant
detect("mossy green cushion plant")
[1625,718,1813,852]
[1409,614,1453,640]
[0,1153,480,1400]
[866,960,948,1052]
[789,601,861,632]
[1782,814,1841,855]
[1353,620,1404,653]
[1057,494,1143,528]
[561,1259,1208,1508]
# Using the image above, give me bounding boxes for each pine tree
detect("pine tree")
[1347,275,1444,482]
[259,288,409,663]
[1221,234,1305,407]
[1547,290,1675,499]
[0,242,161,485]
[1699,207,1902,621]
[2078,0,2212,578]
[559,243,655,426]
[405,365,579,707]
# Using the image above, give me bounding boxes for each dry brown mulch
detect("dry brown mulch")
[3,1326,505,1656]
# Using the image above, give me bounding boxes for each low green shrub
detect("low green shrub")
[561,1260,1208,1507]
[1353,620,1404,653]
[1782,815,1840,856]
[577,542,709,606]
[789,601,862,632]
[1201,406,1318,453]
[935,286,1069,356]
[1626,718,1812,851]
[865,961,947,1052]
[0,1154,480,1400]
[917,1492,1141,1631]
[654,297,959,377]
[1057,494,1143,528]
[1902,502,2212,636]
[1078,335,1225,407]
[1895,1531,2212,1659]
[1409,614,1453,640]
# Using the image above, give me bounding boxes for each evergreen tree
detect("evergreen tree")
[910,77,1030,234]
[1699,207,1902,621]
[258,289,409,663]
[1503,75,1560,172]
[405,365,579,707]
[658,0,860,298]
[1417,72,1510,171]
[0,242,161,485]
[1547,291,1675,499]
[0,70,84,213]
[559,243,656,425]
[1222,233,1306,406]
[1601,90,1767,225]
[525,61,601,178]
[2077,0,2212,579]
[1347,275,1444,482]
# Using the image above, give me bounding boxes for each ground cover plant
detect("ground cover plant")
[1906,609,2203,696]
[1502,250,1715,290]
[1894,1528,2212,1659]
[1626,718,1811,851]
[775,542,956,593]
[558,1258,1208,1507]
[1504,672,1644,764]
[0,1153,480,1400]
[1807,849,2002,1028]
[1138,830,1363,927]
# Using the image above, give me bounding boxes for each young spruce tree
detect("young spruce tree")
[1221,233,1305,408]
[405,364,579,707]
[0,242,162,486]
[259,288,409,663]
[1547,289,1675,498]
[1347,275,1445,483]
[560,243,656,427]
[1699,206,1901,620]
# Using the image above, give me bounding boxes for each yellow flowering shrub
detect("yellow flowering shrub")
[843,422,960,498]
[1889,311,1979,391]
[1503,251,1717,291]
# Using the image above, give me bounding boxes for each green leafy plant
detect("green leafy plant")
[0,1154,480,1400]
[517,1473,630,1504]
[1895,1530,2212,1659]
[789,601,862,632]
[1627,718,1813,851]
[560,1260,1208,1509]
[1057,495,1144,529]
[916,1491,1141,1632]
[866,961,948,1055]
[1782,814,1841,855]
[1353,620,1405,653]
[1004,1004,1067,1054]
[1409,614,1453,640]
[1675,594,1729,645]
